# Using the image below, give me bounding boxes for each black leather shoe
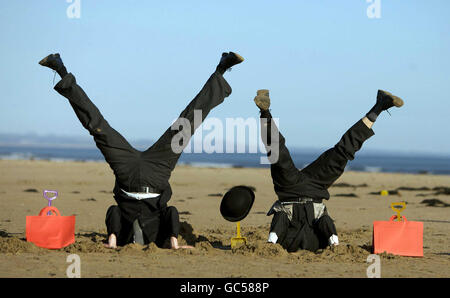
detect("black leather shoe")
[39,53,64,71]
[218,52,244,71]
[377,90,404,110]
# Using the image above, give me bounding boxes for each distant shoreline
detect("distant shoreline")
[1,144,450,175]
[1,155,450,176]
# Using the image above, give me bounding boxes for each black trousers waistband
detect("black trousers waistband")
[279,197,323,204]
[119,184,161,194]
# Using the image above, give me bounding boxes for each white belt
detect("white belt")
[121,188,160,200]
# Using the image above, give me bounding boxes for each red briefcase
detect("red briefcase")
[26,206,76,249]
[372,202,423,257]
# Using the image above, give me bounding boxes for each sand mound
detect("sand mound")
[0,237,39,254]
[144,242,160,253]
[0,237,46,254]
[118,243,147,255]
[195,241,214,251]
[243,226,270,241]
[232,241,370,262]
[63,232,111,254]
[63,241,108,254]
[229,227,378,263]
[233,241,288,257]
[315,244,370,262]
[0,224,399,263]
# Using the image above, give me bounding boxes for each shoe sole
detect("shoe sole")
[392,96,404,107]
[379,90,404,108]
[257,89,269,96]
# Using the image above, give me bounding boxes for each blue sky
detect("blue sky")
[0,1,449,155]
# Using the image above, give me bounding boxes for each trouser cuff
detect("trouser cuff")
[355,118,376,138]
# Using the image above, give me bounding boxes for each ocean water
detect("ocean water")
[1,145,450,175]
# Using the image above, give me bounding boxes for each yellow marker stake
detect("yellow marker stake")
[391,202,406,222]
[231,221,247,248]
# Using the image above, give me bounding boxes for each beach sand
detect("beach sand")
[0,159,449,278]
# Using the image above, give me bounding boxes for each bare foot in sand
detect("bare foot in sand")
[170,236,194,250]
[104,234,117,249]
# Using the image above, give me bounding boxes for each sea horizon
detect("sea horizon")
[1,144,450,175]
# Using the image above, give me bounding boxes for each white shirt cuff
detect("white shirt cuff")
[267,232,278,244]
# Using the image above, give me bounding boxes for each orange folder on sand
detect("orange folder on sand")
[373,215,423,257]
[26,206,75,249]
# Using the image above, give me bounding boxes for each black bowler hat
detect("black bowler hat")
[220,186,255,222]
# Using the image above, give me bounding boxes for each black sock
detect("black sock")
[366,103,384,122]
[57,65,68,79]
[260,109,272,119]
[216,65,226,75]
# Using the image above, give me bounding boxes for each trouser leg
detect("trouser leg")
[271,204,320,252]
[269,211,290,243]
[260,110,302,193]
[155,206,180,247]
[105,205,134,246]
[105,205,122,237]
[300,119,375,191]
[54,73,137,179]
[314,215,337,248]
[142,71,232,174]
[162,206,180,238]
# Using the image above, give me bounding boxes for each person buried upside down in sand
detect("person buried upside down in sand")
[39,51,244,249]
[254,88,404,252]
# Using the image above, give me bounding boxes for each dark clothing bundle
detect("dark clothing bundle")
[105,205,180,247]
[54,71,232,246]
[269,202,337,252]
[260,110,374,252]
